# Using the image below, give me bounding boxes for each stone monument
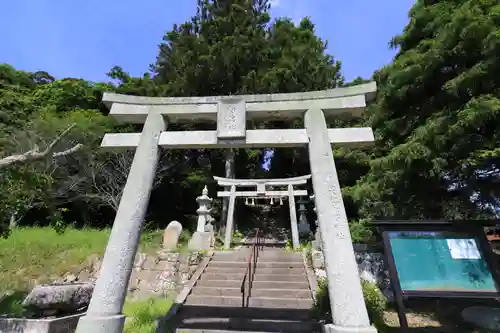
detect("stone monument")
[162,221,182,250]
[188,186,213,251]
[297,197,311,238]
[75,83,378,333]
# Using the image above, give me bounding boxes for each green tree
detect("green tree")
[352,0,500,220]
[151,0,345,231]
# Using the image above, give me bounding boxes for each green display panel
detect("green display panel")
[388,231,498,293]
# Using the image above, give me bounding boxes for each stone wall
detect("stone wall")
[60,251,205,301]
[311,245,393,301]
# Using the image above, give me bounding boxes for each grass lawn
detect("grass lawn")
[123,297,174,333]
[0,226,165,315]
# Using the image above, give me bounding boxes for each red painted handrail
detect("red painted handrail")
[240,228,262,307]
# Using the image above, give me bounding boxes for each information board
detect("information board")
[388,231,498,293]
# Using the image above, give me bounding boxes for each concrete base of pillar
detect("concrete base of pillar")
[75,314,125,333]
[188,231,213,251]
[322,324,378,333]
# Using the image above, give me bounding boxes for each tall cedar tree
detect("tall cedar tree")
[151,0,348,228]
[352,0,500,220]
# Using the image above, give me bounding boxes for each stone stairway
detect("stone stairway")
[170,244,319,332]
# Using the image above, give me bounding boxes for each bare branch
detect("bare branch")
[0,124,82,169]
[86,149,178,211]
[52,144,83,158]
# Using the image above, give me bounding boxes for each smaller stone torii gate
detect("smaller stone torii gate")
[214,174,311,249]
[75,83,378,333]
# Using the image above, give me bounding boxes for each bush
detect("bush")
[349,220,375,244]
[313,277,387,328]
[360,279,387,327]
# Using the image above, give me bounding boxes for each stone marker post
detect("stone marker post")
[297,197,311,237]
[305,108,376,333]
[75,112,166,333]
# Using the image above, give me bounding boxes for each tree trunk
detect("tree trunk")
[220,149,235,236]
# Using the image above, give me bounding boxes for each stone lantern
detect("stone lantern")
[196,185,212,232]
[188,185,214,251]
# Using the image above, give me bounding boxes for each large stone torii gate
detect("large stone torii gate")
[214,174,311,250]
[75,83,378,333]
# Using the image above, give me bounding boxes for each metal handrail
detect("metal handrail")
[240,228,262,307]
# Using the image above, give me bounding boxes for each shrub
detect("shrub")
[360,279,387,327]
[349,220,375,244]
[313,277,387,328]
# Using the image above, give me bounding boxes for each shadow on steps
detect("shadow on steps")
[159,304,320,333]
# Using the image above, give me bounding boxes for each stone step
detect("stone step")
[249,296,313,309]
[200,273,245,281]
[209,260,304,269]
[208,261,250,268]
[196,279,310,290]
[254,273,305,282]
[255,267,305,275]
[258,257,303,263]
[200,272,306,282]
[205,266,304,275]
[175,315,319,332]
[177,304,315,321]
[191,286,311,299]
[257,262,304,269]
[210,255,304,264]
[251,288,311,299]
[254,280,310,290]
[184,295,313,309]
[176,328,319,333]
[257,252,301,255]
[196,279,242,288]
[212,252,251,262]
[190,286,242,297]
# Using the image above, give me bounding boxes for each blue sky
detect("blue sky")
[0,0,415,83]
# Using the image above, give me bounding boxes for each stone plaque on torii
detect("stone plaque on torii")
[213,174,311,249]
[75,83,378,333]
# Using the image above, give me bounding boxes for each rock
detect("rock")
[462,306,500,331]
[142,256,159,270]
[163,221,183,250]
[133,252,147,268]
[78,268,91,282]
[64,274,78,283]
[187,231,212,251]
[312,249,324,269]
[22,283,94,315]
[157,250,179,262]
[355,250,393,301]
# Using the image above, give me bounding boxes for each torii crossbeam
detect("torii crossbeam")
[75,83,378,333]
